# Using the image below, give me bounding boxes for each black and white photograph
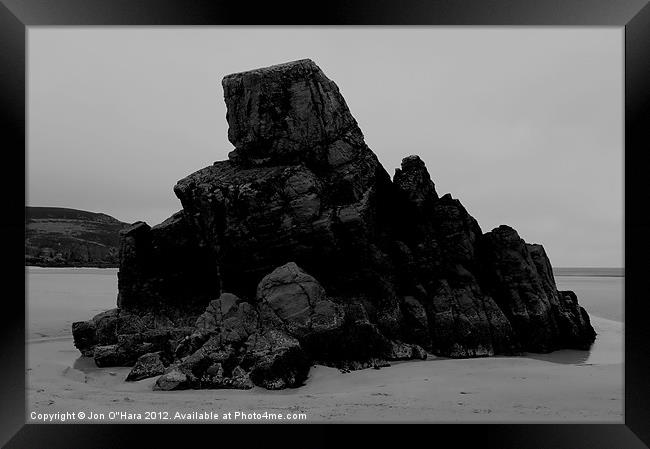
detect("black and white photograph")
[25,27,624,424]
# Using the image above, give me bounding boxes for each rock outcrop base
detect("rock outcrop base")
[72,59,596,390]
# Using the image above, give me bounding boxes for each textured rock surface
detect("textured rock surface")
[116,211,219,314]
[72,307,195,370]
[150,290,311,390]
[126,351,169,381]
[256,262,345,341]
[476,225,595,352]
[153,367,188,391]
[222,59,363,167]
[72,59,596,390]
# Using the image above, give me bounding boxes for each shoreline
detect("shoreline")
[25,267,623,422]
[28,310,622,342]
[27,312,622,341]
[25,265,624,276]
[26,315,623,423]
[553,268,624,278]
[26,266,118,270]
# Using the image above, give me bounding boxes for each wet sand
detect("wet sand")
[26,316,622,423]
[25,267,623,423]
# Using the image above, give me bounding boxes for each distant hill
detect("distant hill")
[25,207,128,267]
[553,267,624,277]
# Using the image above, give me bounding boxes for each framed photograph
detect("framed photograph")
[2,0,649,447]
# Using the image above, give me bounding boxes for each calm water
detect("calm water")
[25,267,624,340]
[555,276,623,322]
[27,267,118,340]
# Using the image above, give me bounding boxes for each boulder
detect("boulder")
[388,341,428,361]
[153,367,189,391]
[72,308,122,357]
[126,351,168,381]
[73,305,197,369]
[93,337,153,368]
[71,320,97,357]
[93,345,129,367]
[245,329,311,390]
[199,363,254,390]
[92,308,121,345]
[256,262,344,340]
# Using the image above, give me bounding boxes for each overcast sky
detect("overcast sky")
[27,27,622,267]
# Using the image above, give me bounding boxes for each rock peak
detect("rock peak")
[222,59,363,167]
[222,59,318,81]
[394,154,438,206]
[400,154,425,167]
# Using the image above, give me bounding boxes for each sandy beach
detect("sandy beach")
[26,316,622,423]
[25,267,623,423]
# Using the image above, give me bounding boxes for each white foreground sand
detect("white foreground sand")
[26,316,622,423]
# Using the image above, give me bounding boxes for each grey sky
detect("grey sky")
[27,27,623,267]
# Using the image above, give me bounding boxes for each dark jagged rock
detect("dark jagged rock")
[222,59,363,167]
[72,58,596,389]
[478,226,568,352]
[72,307,195,367]
[393,155,438,208]
[393,162,517,357]
[117,211,219,314]
[71,320,98,357]
[126,351,170,381]
[477,230,596,351]
[400,295,431,348]
[72,308,131,356]
[147,290,311,390]
[244,329,311,390]
[153,367,189,391]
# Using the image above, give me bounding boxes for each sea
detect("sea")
[25,266,624,341]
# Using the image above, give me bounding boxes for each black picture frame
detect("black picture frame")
[2,1,648,447]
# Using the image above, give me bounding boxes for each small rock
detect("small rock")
[126,352,167,382]
[153,368,188,391]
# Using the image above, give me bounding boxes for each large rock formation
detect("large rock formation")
[72,59,595,390]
